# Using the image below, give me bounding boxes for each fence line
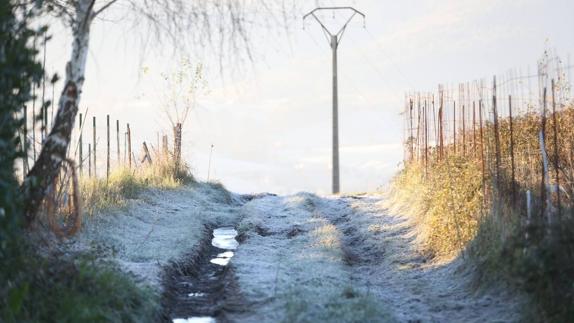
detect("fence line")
[20,108,183,181]
[404,52,574,221]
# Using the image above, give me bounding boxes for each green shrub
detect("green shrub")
[1,255,160,322]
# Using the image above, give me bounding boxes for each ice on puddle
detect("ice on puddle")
[210,257,231,266]
[217,251,234,258]
[210,251,235,266]
[173,317,215,323]
[212,227,238,250]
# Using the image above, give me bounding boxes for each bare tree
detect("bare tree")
[22,0,307,222]
[160,59,206,128]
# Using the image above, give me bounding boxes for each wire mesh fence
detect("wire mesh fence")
[403,51,574,222]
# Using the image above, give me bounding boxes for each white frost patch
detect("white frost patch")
[71,183,243,293]
[230,193,523,322]
[230,193,392,322]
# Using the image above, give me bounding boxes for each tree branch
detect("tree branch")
[92,0,120,18]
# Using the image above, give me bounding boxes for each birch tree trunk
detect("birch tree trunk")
[22,0,94,222]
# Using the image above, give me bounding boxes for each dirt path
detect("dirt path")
[74,186,523,322]
[229,193,524,322]
[316,195,525,323]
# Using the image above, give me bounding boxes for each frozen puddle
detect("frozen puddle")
[210,251,234,266]
[170,227,239,323]
[212,227,239,250]
[173,318,215,323]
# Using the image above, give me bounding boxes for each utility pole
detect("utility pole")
[303,7,365,194]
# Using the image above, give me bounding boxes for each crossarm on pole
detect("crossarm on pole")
[303,7,366,45]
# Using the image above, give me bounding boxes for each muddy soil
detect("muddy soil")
[162,227,245,322]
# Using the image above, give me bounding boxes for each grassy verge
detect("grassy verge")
[388,158,483,258]
[389,161,574,321]
[81,155,195,215]
[2,156,197,322]
[2,251,160,322]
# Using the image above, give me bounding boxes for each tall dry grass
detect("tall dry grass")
[391,105,574,321]
[81,152,194,215]
[389,158,483,258]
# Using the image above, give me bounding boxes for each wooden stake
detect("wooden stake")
[551,80,561,217]
[32,85,36,160]
[127,123,132,169]
[540,87,548,218]
[106,114,110,181]
[416,97,422,161]
[79,113,83,175]
[479,100,485,190]
[142,142,152,164]
[88,143,92,178]
[93,116,97,178]
[509,95,516,203]
[116,120,120,166]
[492,76,502,186]
[462,102,466,157]
[424,98,428,171]
[23,105,28,176]
[444,87,448,161]
[472,101,476,159]
[409,99,414,161]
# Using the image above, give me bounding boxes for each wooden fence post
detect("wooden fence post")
[479,100,486,191]
[88,143,92,178]
[462,102,466,157]
[453,100,457,155]
[116,119,120,167]
[432,95,437,162]
[416,96,422,162]
[551,80,561,217]
[32,86,36,160]
[93,116,97,178]
[444,87,448,161]
[409,99,414,162]
[540,87,548,219]
[509,95,516,203]
[162,135,168,156]
[23,105,28,176]
[127,123,132,169]
[79,113,83,176]
[492,76,502,186]
[424,98,428,171]
[141,142,152,164]
[106,114,110,181]
[41,34,47,140]
[173,123,182,171]
[472,101,476,159]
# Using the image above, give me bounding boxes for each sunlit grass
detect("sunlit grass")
[81,155,194,215]
[389,158,482,258]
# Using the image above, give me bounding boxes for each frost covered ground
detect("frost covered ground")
[71,182,243,289]
[230,193,524,322]
[70,185,523,322]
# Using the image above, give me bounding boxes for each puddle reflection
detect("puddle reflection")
[210,252,233,266]
[212,227,238,250]
[173,317,215,323]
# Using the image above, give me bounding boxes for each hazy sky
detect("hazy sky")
[45,0,574,194]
